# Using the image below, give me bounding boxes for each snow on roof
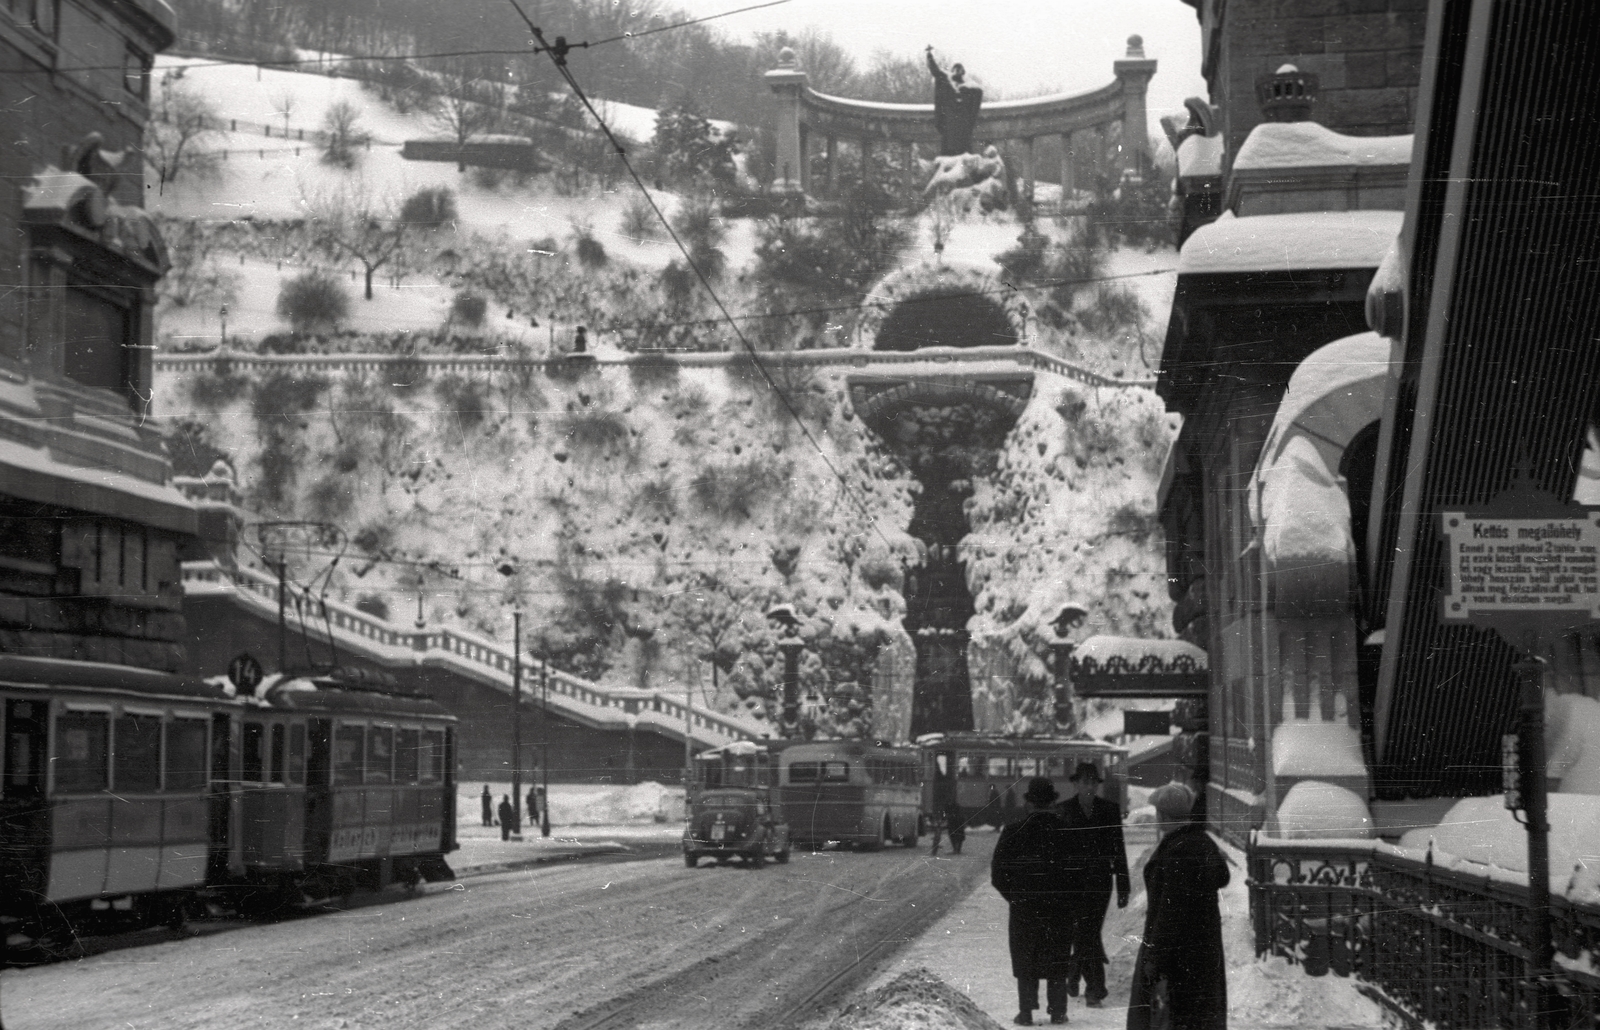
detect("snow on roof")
[1176,132,1223,179]
[1234,121,1413,171]
[1178,209,1405,275]
[1272,720,1368,779]
[1075,635,1207,671]
[1400,794,1600,902]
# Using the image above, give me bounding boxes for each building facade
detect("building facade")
[0,0,191,670]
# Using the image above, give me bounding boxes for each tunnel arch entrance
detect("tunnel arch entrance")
[874,290,1019,351]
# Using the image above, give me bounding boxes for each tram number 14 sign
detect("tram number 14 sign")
[1440,511,1600,623]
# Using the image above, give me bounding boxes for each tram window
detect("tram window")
[1015,758,1041,778]
[957,755,976,778]
[241,721,265,782]
[113,713,162,792]
[334,724,364,784]
[934,753,950,777]
[1046,757,1067,777]
[166,719,208,791]
[4,700,46,796]
[286,724,306,786]
[789,762,819,784]
[987,757,1010,778]
[269,724,285,784]
[366,726,394,784]
[821,761,849,782]
[396,729,421,785]
[55,710,109,793]
[421,730,444,783]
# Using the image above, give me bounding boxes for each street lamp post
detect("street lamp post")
[768,604,804,737]
[1049,603,1088,732]
[511,610,523,832]
[540,658,551,836]
[219,304,228,348]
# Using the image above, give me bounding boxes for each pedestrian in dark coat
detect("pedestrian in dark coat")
[1059,762,1130,1007]
[526,787,539,828]
[497,795,516,841]
[481,784,494,826]
[992,777,1074,1026]
[1127,783,1230,1030]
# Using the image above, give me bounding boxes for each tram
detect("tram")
[916,733,1129,829]
[776,740,922,850]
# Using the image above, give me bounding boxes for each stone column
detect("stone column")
[903,141,917,196]
[799,124,810,192]
[1113,35,1158,179]
[1060,132,1077,200]
[765,48,807,194]
[1021,137,1036,201]
[825,134,837,194]
[860,137,872,191]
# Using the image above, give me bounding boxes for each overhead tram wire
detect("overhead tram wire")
[1,0,790,75]
[507,0,893,549]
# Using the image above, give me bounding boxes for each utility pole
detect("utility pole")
[512,610,523,831]
[1516,651,1554,1030]
[540,657,551,837]
[276,555,287,673]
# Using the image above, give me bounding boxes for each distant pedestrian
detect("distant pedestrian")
[527,787,539,828]
[1127,783,1229,1030]
[497,795,515,841]
[945,801,966,855]
[992,777,1074,1026]
[535,786,548,833]
[1059,762,1130,1008]
[481,784,493,826]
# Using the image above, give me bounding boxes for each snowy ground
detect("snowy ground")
[865,834,1393,1030]
[459,780,685,830]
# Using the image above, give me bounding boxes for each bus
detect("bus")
[777,741,922,850]
[917,734,1129,830]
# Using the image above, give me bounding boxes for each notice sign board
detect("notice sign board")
[1440,509,1600,628]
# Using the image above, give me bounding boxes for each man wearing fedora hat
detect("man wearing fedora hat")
[992,777,1075,1025]
[1059,761,1130,1008]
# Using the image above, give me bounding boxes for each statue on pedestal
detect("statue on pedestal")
[926,47,983,156]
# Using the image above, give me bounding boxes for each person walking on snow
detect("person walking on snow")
[481,784,494,826]
[497,795,516,841]
[1126,783,1230,1030]
[1059,762,1130,1008]
[992,777,1075,1025]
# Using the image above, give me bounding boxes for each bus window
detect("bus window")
[286,724,306,786]
[421,730,444,783]
[166,719,208,791]
[987,757,1010,778]
[396,729,421,785]
[789,762,819,784]
[55,710,109,793]
[241,721,265,782]
[1015,758,1041,778]
[334,724,364,784]
[957,754,976,778]
[113,713,162,792]
[367,727,394,784]
[269,724,285,783]
[821,761,849,782]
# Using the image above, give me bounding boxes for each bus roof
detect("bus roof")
[914,732,1128,757]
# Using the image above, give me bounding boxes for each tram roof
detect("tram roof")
[0,654,229,703]
[914,732,1128,756]
[264,676,455,720]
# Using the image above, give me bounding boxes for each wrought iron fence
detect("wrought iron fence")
[1248,834,1600,1029]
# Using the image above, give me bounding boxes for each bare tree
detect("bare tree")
[320,100,372,169]
[303,182,409,301]
[271,90,297,135]
[857,50,928,103]
[145,73,222,192]
[428,58,505,172]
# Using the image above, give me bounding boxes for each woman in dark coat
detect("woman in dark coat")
[992,778,1074,1025]
[1127,783,1230,1030]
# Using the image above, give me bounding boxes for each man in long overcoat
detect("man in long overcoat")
[1059,762,1130,1007]
[497,795,516,841]
[992,777,1074,1025]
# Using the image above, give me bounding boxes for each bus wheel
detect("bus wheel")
[748,849,765,869]
[775,847,790,865]
[684,853,697,869]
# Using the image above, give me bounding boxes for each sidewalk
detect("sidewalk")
[448,823,680,877]
[867,833,1394,1030]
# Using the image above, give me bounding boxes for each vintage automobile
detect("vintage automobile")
[682,742,790,868]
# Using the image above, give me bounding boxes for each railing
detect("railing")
[1248,834,1600,1029]
[153,345,1157,389]
[181,561,762,747]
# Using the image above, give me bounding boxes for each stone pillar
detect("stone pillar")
[861,137,872,187]
[1060,131,1075,200]
[799,123,810,192]
[1113,35,1158,179]
[765,48,807,194]
[1022,137,1035,201]
[903,141,917,196]
[825,134,837,194]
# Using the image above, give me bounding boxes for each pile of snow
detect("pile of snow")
[923,148,1008,215]
[1075,635,1207,670]
[1178,210,1404,276]
[1399,794,1600,901]
[1549,690,1600,793]
[1271,721,1367,779]
[1275,780,1374,840]
[1233,121,1413,172]
[828,968,1007,1030]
